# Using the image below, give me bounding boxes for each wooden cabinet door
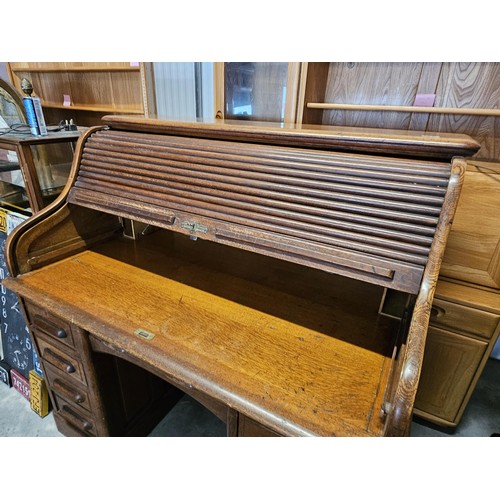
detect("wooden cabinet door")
[415,326,487,424]
[440,162,500,289]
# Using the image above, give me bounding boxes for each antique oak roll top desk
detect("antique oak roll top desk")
[2,116,480,437]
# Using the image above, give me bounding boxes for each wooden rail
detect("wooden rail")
[307,102,500,117]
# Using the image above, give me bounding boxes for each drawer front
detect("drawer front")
[26,303,75,349]
[43,365,91,413]
[36,337,86,386]
[55,397,96,436]
[431,298,499,340]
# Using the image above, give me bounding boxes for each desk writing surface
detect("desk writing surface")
[6,233,397,436]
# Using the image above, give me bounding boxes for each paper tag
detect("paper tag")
[130,62,140,67]
[63,94,72,107]
[413,93,436,107]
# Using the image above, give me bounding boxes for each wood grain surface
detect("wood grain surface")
[439,161,500,288]
[64,126,462,293]
[323,62,425,129]
[102,115,480,159]
[5,233,398,436]
[308,62,499,160]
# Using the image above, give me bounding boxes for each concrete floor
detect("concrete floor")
[1,358,499,437]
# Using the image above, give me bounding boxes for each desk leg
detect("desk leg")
[227,407,239,437]
[237,414,281,437]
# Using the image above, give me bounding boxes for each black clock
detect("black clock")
[5,329,33,376]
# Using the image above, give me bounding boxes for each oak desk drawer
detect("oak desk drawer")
[430,298,500,340]
[56,398,96,436]
[36,337,87,385]
[44,365,91,413]
[27,304,75,349]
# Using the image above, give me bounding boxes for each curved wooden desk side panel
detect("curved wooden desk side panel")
[384,159,466,436]
[5,126,120,278]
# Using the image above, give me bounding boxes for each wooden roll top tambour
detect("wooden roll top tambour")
[3,117,480,437]
[72,127,454,293]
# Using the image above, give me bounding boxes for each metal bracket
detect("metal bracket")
[181,221,209,235]
[134,329,155,341]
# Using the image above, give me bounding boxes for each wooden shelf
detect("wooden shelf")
[11,65,141,73]
[42,103,144,114]
[7,62,146,126]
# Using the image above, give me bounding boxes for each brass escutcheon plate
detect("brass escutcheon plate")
[134,328,155,341]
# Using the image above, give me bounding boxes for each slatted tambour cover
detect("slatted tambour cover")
[68,128,453,294]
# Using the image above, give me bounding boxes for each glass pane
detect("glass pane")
[224,63,288,122]
[30,142,74,206]
[0,148,29,214]
[152,62,214,120]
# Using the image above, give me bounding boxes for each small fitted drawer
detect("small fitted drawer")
[430,298,500,340]
[44,365,91,413]
[26,303,75,349]
[36,337,87,385]
[56,398,95,436]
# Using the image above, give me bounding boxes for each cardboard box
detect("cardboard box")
[29,370,49,417]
